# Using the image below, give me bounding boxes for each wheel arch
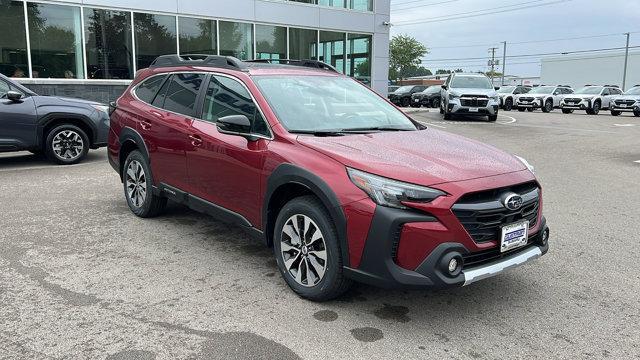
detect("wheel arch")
[117,127,150,182]
[38,113,96,148]
[263,164,350,267]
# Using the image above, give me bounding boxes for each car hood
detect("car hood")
[389,92,409,97]
[449,88,497,97]
[34,95,102,107]
[297,129,526,186]
[613,95,640,101]
[565,94,599,99]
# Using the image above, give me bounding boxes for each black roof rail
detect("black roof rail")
[633,84,640,87]
[605,84,620,88]
[150,54,247,70]
[245,59,339,73]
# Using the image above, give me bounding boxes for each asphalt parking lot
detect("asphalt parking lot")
[1,110,639,359]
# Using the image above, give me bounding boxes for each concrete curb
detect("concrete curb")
[401,108,434,114]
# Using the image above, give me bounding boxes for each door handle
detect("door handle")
[140,121,152,130]
[189,135,203,147]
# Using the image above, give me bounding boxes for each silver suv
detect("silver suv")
[440,73,500,122]
[515,85,573,113]
[560,85,623,115]
[609,85,640,117]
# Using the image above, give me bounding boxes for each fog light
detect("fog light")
[541,228,550,245]
[448,258,458,273]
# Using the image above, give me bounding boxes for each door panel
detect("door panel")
[0,94,37,151]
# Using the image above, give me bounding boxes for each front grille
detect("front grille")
[460,95,488,107]
[615,100,635,106]
[452,182,540,243]
[519,97,533,102]
[564,98,581,104]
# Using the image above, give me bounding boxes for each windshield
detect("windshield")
[575,87,603,95]
[528,86,555,94]
[423,86,440,94]
[497,86,515,93]
[394,86,413,93]
[254,76,418,133]
[625,87,640,95]
[450,75,493,89]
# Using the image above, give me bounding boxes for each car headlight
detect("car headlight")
[584,96,594,101]
[347,168,446,209]
[449,93,459,100]
[514,155,535,174]
[91,104,110,115]
[490,95,499,101]
[535,96,545,100]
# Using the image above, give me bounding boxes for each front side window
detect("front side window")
[450,76,492,89]
[84,8,133,79]
[202,75,270,137]
[0,0,28,78]
[135,74,168,104]
[0,80,10,97]
[162,73,205,117]
[27,3,84,79]
[254,75,417,133]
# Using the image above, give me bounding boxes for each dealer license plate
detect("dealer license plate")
[619,104,626,108]
[469,107,479,112]
[414,99,420,103]
[500,220,529,253]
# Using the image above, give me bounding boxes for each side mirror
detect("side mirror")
[441,85,447,90]
[6,91,23,102]
[108,101,117,116]
[494,86,500,91]
[216,114,254,139]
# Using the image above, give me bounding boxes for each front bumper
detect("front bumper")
[560,99,591,110]
[344,204,549,289]
[447,99,499,115]
[517,99,542,108]
[610,102,639,112]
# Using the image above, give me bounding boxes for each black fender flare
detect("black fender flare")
[37,112,98,145]
[263,163,350,267]
[117,126,151,180]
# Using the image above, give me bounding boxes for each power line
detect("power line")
[392,0,460,12]
[420,45,640,62]
[395,0,547,21]
[394,0,573,26]
[391,0,458,9]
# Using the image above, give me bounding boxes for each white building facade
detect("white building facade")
[541,51,640,91]
[0,0,391,101]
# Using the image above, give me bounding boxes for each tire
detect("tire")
[488,114,498,122]
[542,99,553,113]
[432,98,440,108]
[45,124,89,165]
[517,107,526,112]
[562,109,574,114]
[634,109,640,117]
[439,101,445,114]
[591,101,600,115]
[123,150,167,218]
[610,110,621,116]
[527,108,534,112]
[504,98,513,111]
[401,97,410,107]
[273,195,352,301]
[443,110,452,120]
[410,103,420,108]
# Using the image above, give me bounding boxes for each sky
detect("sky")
[389,0,640,77]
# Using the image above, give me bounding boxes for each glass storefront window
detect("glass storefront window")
[256,25,286,60]
[0,0,28,77]
[289,28,317,61]
[318,0,346,8]
[27,3,84,79]
[319,31,345,73]
[347,33,371,85]
[84,8,133,79]
[134,13,177,70]
[350,0,372,11]
[179,17,217,56]
[219,21,253,60]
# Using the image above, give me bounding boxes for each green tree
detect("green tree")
[389,34,428,80]
[435,69,463,75]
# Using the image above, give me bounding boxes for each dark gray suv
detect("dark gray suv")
[0,74,109,164]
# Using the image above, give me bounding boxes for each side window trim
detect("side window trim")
[197,71,273,140]
[150,74,172,109]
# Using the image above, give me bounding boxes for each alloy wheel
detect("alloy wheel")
[52,130,84,161]
[125,160,147,208]
[280,214,327,287]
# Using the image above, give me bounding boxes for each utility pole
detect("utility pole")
[622,32,630,91]
[501,41,507,86]
[488,47,498,83]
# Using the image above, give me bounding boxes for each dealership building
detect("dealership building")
[0,0,391,102]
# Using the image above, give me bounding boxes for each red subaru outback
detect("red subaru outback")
[108,55,549,301]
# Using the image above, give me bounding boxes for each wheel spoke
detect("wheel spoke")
[284,252,301,271]
[281,242,300,253]
[304,258,316,285]
[307,229,323,247]
[309,250,326,262]
[283,224,300,245]
[307,255,325,281]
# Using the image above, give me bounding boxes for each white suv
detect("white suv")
[609,85,640,117]
[440,73,500,122]
[515,85,573,112]
[560,85,624,115]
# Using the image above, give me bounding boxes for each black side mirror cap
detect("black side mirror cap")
[108,101,117,116]
[494,86,500,91]
[216,115,256,140]
[6,91,23,102]
[441,85,447,90]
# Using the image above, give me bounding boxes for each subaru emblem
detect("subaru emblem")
[503,193,523,211]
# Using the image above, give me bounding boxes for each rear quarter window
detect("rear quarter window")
[135,74,168,104]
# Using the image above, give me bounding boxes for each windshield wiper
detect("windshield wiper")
[338,126,416,133]
[288,130,345,137]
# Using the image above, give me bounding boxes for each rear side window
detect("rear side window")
[135,75,168,103]
[202,75,270,137]
[162,73,205,117]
